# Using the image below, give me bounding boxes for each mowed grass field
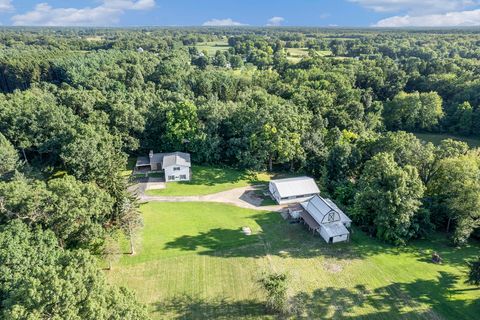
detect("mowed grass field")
[286,48,332,63]
[415,133,480,148]
[196,40,231,55]
[108,202,480,319]
[145,165,274,196]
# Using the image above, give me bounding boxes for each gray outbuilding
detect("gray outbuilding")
[269,177,320,205]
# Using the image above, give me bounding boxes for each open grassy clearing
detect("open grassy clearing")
[196,40,231,55]
[145,165,275,196]
[108,202,480,319]
[286,48,332,63]
[415,132,480,148]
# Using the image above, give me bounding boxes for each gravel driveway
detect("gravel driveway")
[136,183,285,212]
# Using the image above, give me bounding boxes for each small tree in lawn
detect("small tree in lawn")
[103,235,121,270]
[258,272,290,315]
[119,193,143,255]
[467,257,480,286]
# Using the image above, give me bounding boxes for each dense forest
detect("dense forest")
[0,27,479,318]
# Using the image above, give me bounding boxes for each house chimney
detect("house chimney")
[149,150,154,159]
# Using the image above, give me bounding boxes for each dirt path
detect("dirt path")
[136,183,285,212]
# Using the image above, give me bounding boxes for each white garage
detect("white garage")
[269,177,320,205]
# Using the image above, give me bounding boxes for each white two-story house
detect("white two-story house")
[161,152,191,182]
[135,151,191,182]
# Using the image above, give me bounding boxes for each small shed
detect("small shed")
[300,195,351,243]
[269,177,320,205]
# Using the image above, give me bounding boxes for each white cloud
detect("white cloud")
[103,0,155,10]
[202,18,247,26]
[0,0,13,12]
[266,16,285,26]
[374,8,480,26]
[11,1,155,26]
[350,0,478,14]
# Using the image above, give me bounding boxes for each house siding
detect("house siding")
[164,165,190,182]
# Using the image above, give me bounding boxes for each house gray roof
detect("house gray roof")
[300,195,351,225]
[270,177,320,198]
[150,153,164,164]
[136,156,150,167]
[162,152,191,168]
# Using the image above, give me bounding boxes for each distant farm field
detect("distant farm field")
[414,132,480,148]
[108,202,480,319]
[196,40,231,55]
[286,48,332,62]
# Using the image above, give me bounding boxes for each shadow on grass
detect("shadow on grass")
[171,165,264,188]
[292,271,479,319]
[154,295,267,320]
[152,271,479,319]
[163,212,391,261]
[163,209,480,267]
[170,165,298,188]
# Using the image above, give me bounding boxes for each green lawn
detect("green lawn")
[145,165,274,196]
[108,202,480,319]
[286,48,332,62]
[414,133,480,148]
[196,40,231,55]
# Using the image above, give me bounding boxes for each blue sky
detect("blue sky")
[1,1,480,27]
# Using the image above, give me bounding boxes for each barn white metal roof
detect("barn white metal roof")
[270,177,320,198]
[322,222,349,238]
[301,195,351,226]
[325,198,352,223]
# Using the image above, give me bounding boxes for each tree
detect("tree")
[384,91,444,131]
[0,221,149,319]
[451,101,473,135]
[427,152,480,245]
[119,194,143,255]
[229,91,308,171]
[467,257,480,286]
[103,234,121,271]
[0,174,114,249]
[229,55,244,69]
[0,133,18,177]
[325,139,359,193]
[258,272,290,315]
[0,88,76,164]
[61,124,126,185]
[422,139,469,186]
[163,101,204,153]
[212,51,228,67]
[192,54,209,70]
[46,175,114,249]
[366,131,431,170]
[354,153,425,245]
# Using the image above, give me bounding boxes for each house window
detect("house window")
[173,167,181,171]
[180,174,187,180]
[168,175,175,181]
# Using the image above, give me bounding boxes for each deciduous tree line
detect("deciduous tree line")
[0,28,479,317]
